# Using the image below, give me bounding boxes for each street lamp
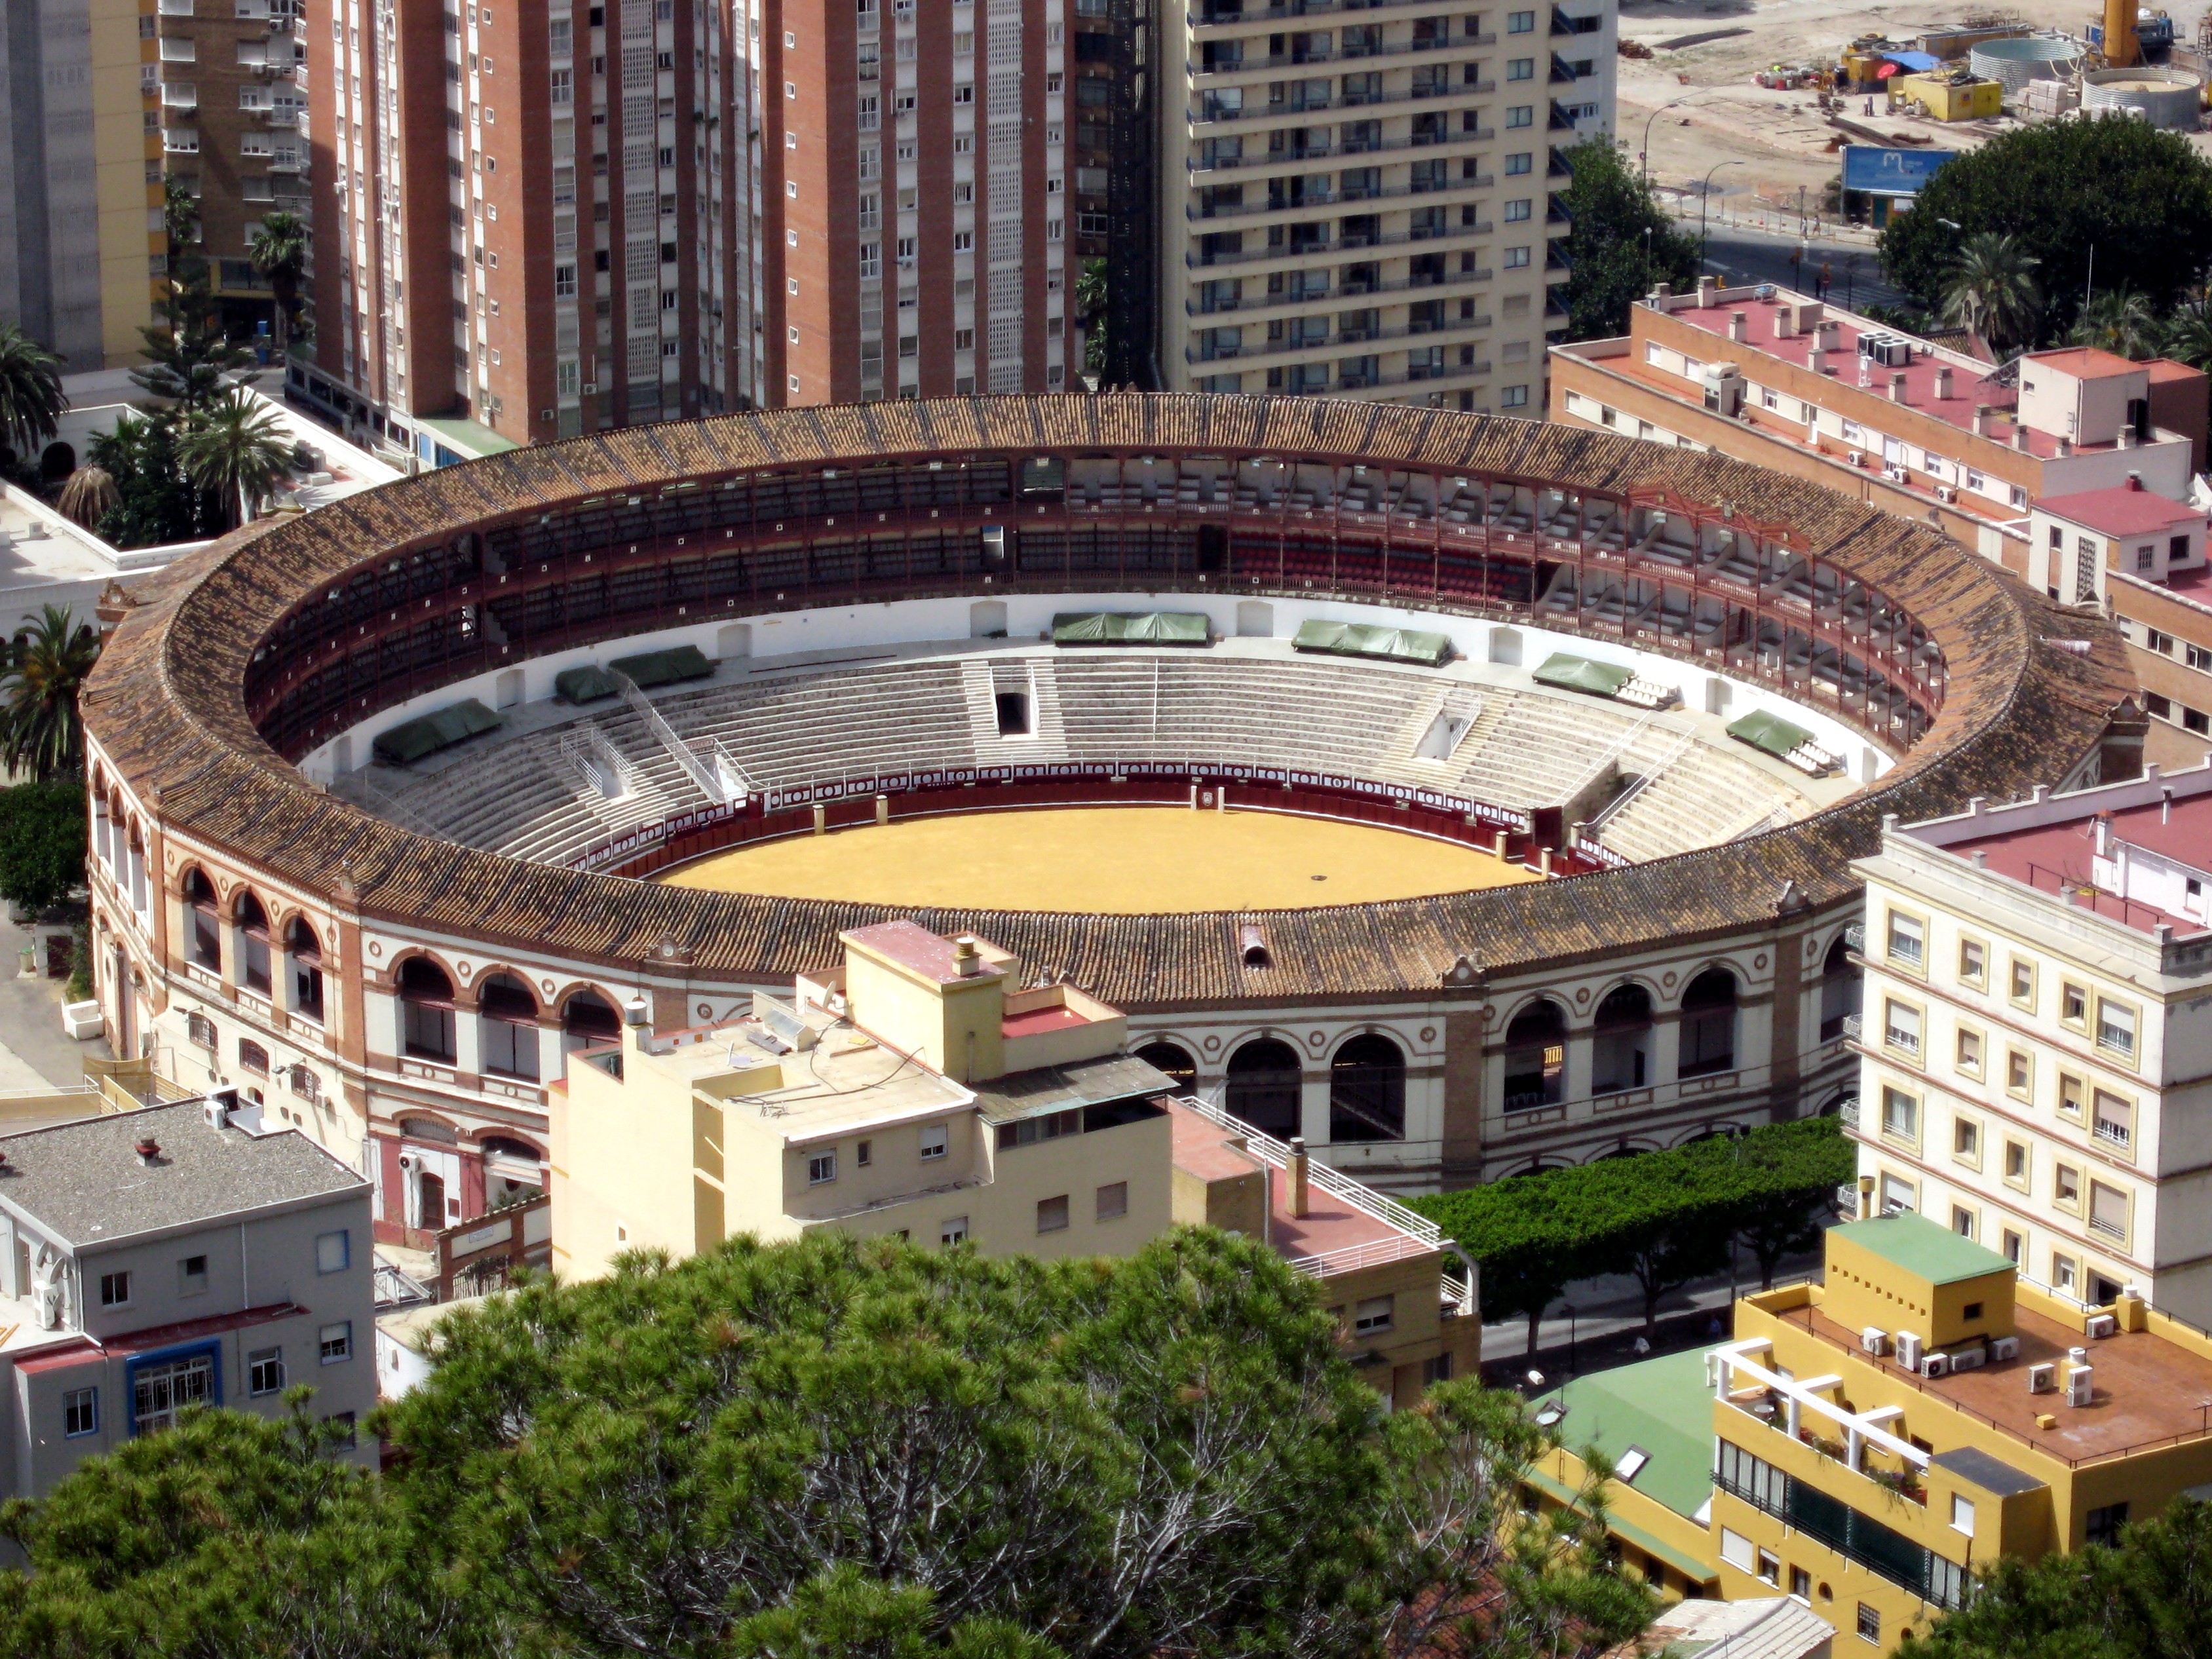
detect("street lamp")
[1639,93,1703,183]
[1699,159,1745,261]
[1563,1302,1580,1377]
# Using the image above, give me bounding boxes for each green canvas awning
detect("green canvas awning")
[610,645,715,688]
[372,698,505,767]
[1533,653,1634,696]
[1291,619,1453,667]
[1727,709,1816,759]
[1050,611,1211,647]
[554,664,619,704]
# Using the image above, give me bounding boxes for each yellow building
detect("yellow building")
[550,919,1480,1401]
[1889,71,2004,121]
[1535,1209,2212,1652]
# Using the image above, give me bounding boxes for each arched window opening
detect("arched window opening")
[287,917,325,1021]
[481,1134,544,1210]
[1135,1040,1198,1094]
[1225,1038,1303,1141]
[237,1038,270,1076]
[398,958,457,1063]
[183,870,219,972]
[235,892,271,994]
[1819,936,1861,1042]
[1679,968,1739,1078]
[478,972,541,1081]
[1329,1033,1405,1142]
[562,989,621,1050]
[1591,984,1653,1096]
[1502,999,1567,1111]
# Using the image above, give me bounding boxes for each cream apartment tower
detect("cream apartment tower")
[1160,0,1612,411]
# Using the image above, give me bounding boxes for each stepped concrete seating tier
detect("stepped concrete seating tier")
[345,645,1814,869]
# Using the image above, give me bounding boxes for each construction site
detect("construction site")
[1622,0,2212,238]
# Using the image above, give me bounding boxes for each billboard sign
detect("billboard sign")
[1842,146,1958,197]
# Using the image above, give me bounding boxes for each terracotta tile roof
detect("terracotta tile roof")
[2037,484,2203,539]
[83,394,2137,1005]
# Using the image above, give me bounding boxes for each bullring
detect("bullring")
[79,393,2135,1243]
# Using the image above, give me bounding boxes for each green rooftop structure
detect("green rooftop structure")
[1291,619,1453,668]
[371,699,505,767]
[609,645,715,688]
[1726,709,1816,760]
[554,665,619,704]
[1532,653,1633,697]
[1050,611,1211,647]
[1830,1210,2014,1286]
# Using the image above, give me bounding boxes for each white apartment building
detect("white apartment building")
[1850,762,2212,1327]
[1160,0,1613,411]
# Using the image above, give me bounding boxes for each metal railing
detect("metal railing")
[1175,1094,1440,1245]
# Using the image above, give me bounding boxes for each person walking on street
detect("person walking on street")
[1816,261,1832,299]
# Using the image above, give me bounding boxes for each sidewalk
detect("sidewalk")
[0,913,106,1090]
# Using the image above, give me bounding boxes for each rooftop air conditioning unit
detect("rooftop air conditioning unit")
[1858,332,1886,359]
[1921,1352,1952,1379]
[1861,1327,1889,1356]
[2028,1362,2057,1393]
[1895,1331,1924,1369]
[1876,339,1913,368]
[1884,465,1910,483]
[1991,1335,2021,1362]
[2086,1313,2118,1339]
[2067,1365,2095,1407]
[1950,1346,1987,1372]
[1846,449,1865,467]
[1936,486,1958,504]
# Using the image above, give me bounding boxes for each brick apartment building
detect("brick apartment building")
[304,0,753,463]
[1158,0,1615,411]
[1551,284,2212,767]
[155,0,307,348]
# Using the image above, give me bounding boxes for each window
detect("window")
[318,1322,353,1364]
[1502,246,1531,268]
[132,1352,213,1434]
[1037,1194,1071,1234]
[999,1109,1082,1149]
[1789,1565,1812,1601]
[1756,1547,1781,1586]
[1857,1604,1880,1644]
[2062,983,2089,1027]
[100,1270,131,1308]
[1096,1181,1128,1221]
[2097,1000,2137,1061]
[1507,56,1534,78]
[1505,151,1533,174]
[856,1139,872,1168]
[398,958,458,1063]
[2087,1502,2129,1547]
[63,1388,98,1438]
[2002,1228,2023,1264]
[1506,105,1533,127]
[179,1253,208,1295]
[1952,1205,1976,1239]
[1883,999,1922,1057]
[238,1039,269,1076]
[248,1346,285,1396]
[1508,8,1535,28]
[1955,1028,1983,1072]
[1881,1086,1918,1141]
[2053,1253,2078,1293]
[2059,1072,2086,1116]
[2089,1180,2128,1241]
[2007,1050,2031,1097]
[316,1230,350,1274]
[1953,1116,1979,1161]
[940,1216,969,1246]
[2009,959,2034,1006]
[2005,1140,2029,1183]
[1886,911,1924,967]
[2093,1089,2133,1148]
[2055,1163,2082,1209]
[1353,1295,1395,1334]
[1424,1352,1453,1386]
[919,1122,947,1160]
[808,1151,838,1185]
[1504,198,1532,221]
[1958,938,1986,985]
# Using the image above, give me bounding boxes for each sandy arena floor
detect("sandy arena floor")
[654,806,1542,913]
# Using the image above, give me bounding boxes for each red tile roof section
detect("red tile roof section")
[2038,484,2204,540]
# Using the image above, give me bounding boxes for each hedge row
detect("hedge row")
[1409,1116,1855,1352]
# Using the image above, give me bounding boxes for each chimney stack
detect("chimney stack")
[2127,472,2144,491]
[1973,404,1994,437]
[1936,366,1954,400]
[1728,311,1748,343]
[2057,436,2074,457]
[1287,1136,1311,1217]
[2014,425,2032,451]
[1697,275,1717,307]
[133,1137,160,1167]
[1888,372,1908,404]
[1775,306,1797,340]
[953,935,983,976]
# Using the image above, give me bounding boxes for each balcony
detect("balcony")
[1190,176,1495,221]
[1192,79,1501,123]
[1192,131,1495,172]
[1193,0,1499,28]
[162,128,200,153]
[1185,315,1490,363]
[1191,33,1497,78]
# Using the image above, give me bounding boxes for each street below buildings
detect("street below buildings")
[1696,222,1912,315]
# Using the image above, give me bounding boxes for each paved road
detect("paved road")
[1695,223,1911,316]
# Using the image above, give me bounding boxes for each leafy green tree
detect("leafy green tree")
[1416,1168,1595,1358]
[1881,120,2212,342]
[0,321,67,464]
[725,1568,1065,1659]
[0,780,87,914]
[0,1394,467,1659]
[178,388,292,529]
[2158,298,2212,370]
[2069,288,2164,360]
[87,411,206,548]
[249,210,309,358]
[1557,138,1701,343]
[0,607,100,784]
[1077,257,1109,380]
[1725,1116,1853,1289]
[1939,232,2041,355]
[131,275,254,413]
[1901,1497,2212,1659]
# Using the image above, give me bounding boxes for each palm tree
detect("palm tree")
[0,607,100,783]
[0,322,67,465]
[248,211,309,358]
[177,389,292,529]
[1939,233,2042,354]
[2159,298,2212,370]
[54,465,119,531]
[2069,289,2162,359]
